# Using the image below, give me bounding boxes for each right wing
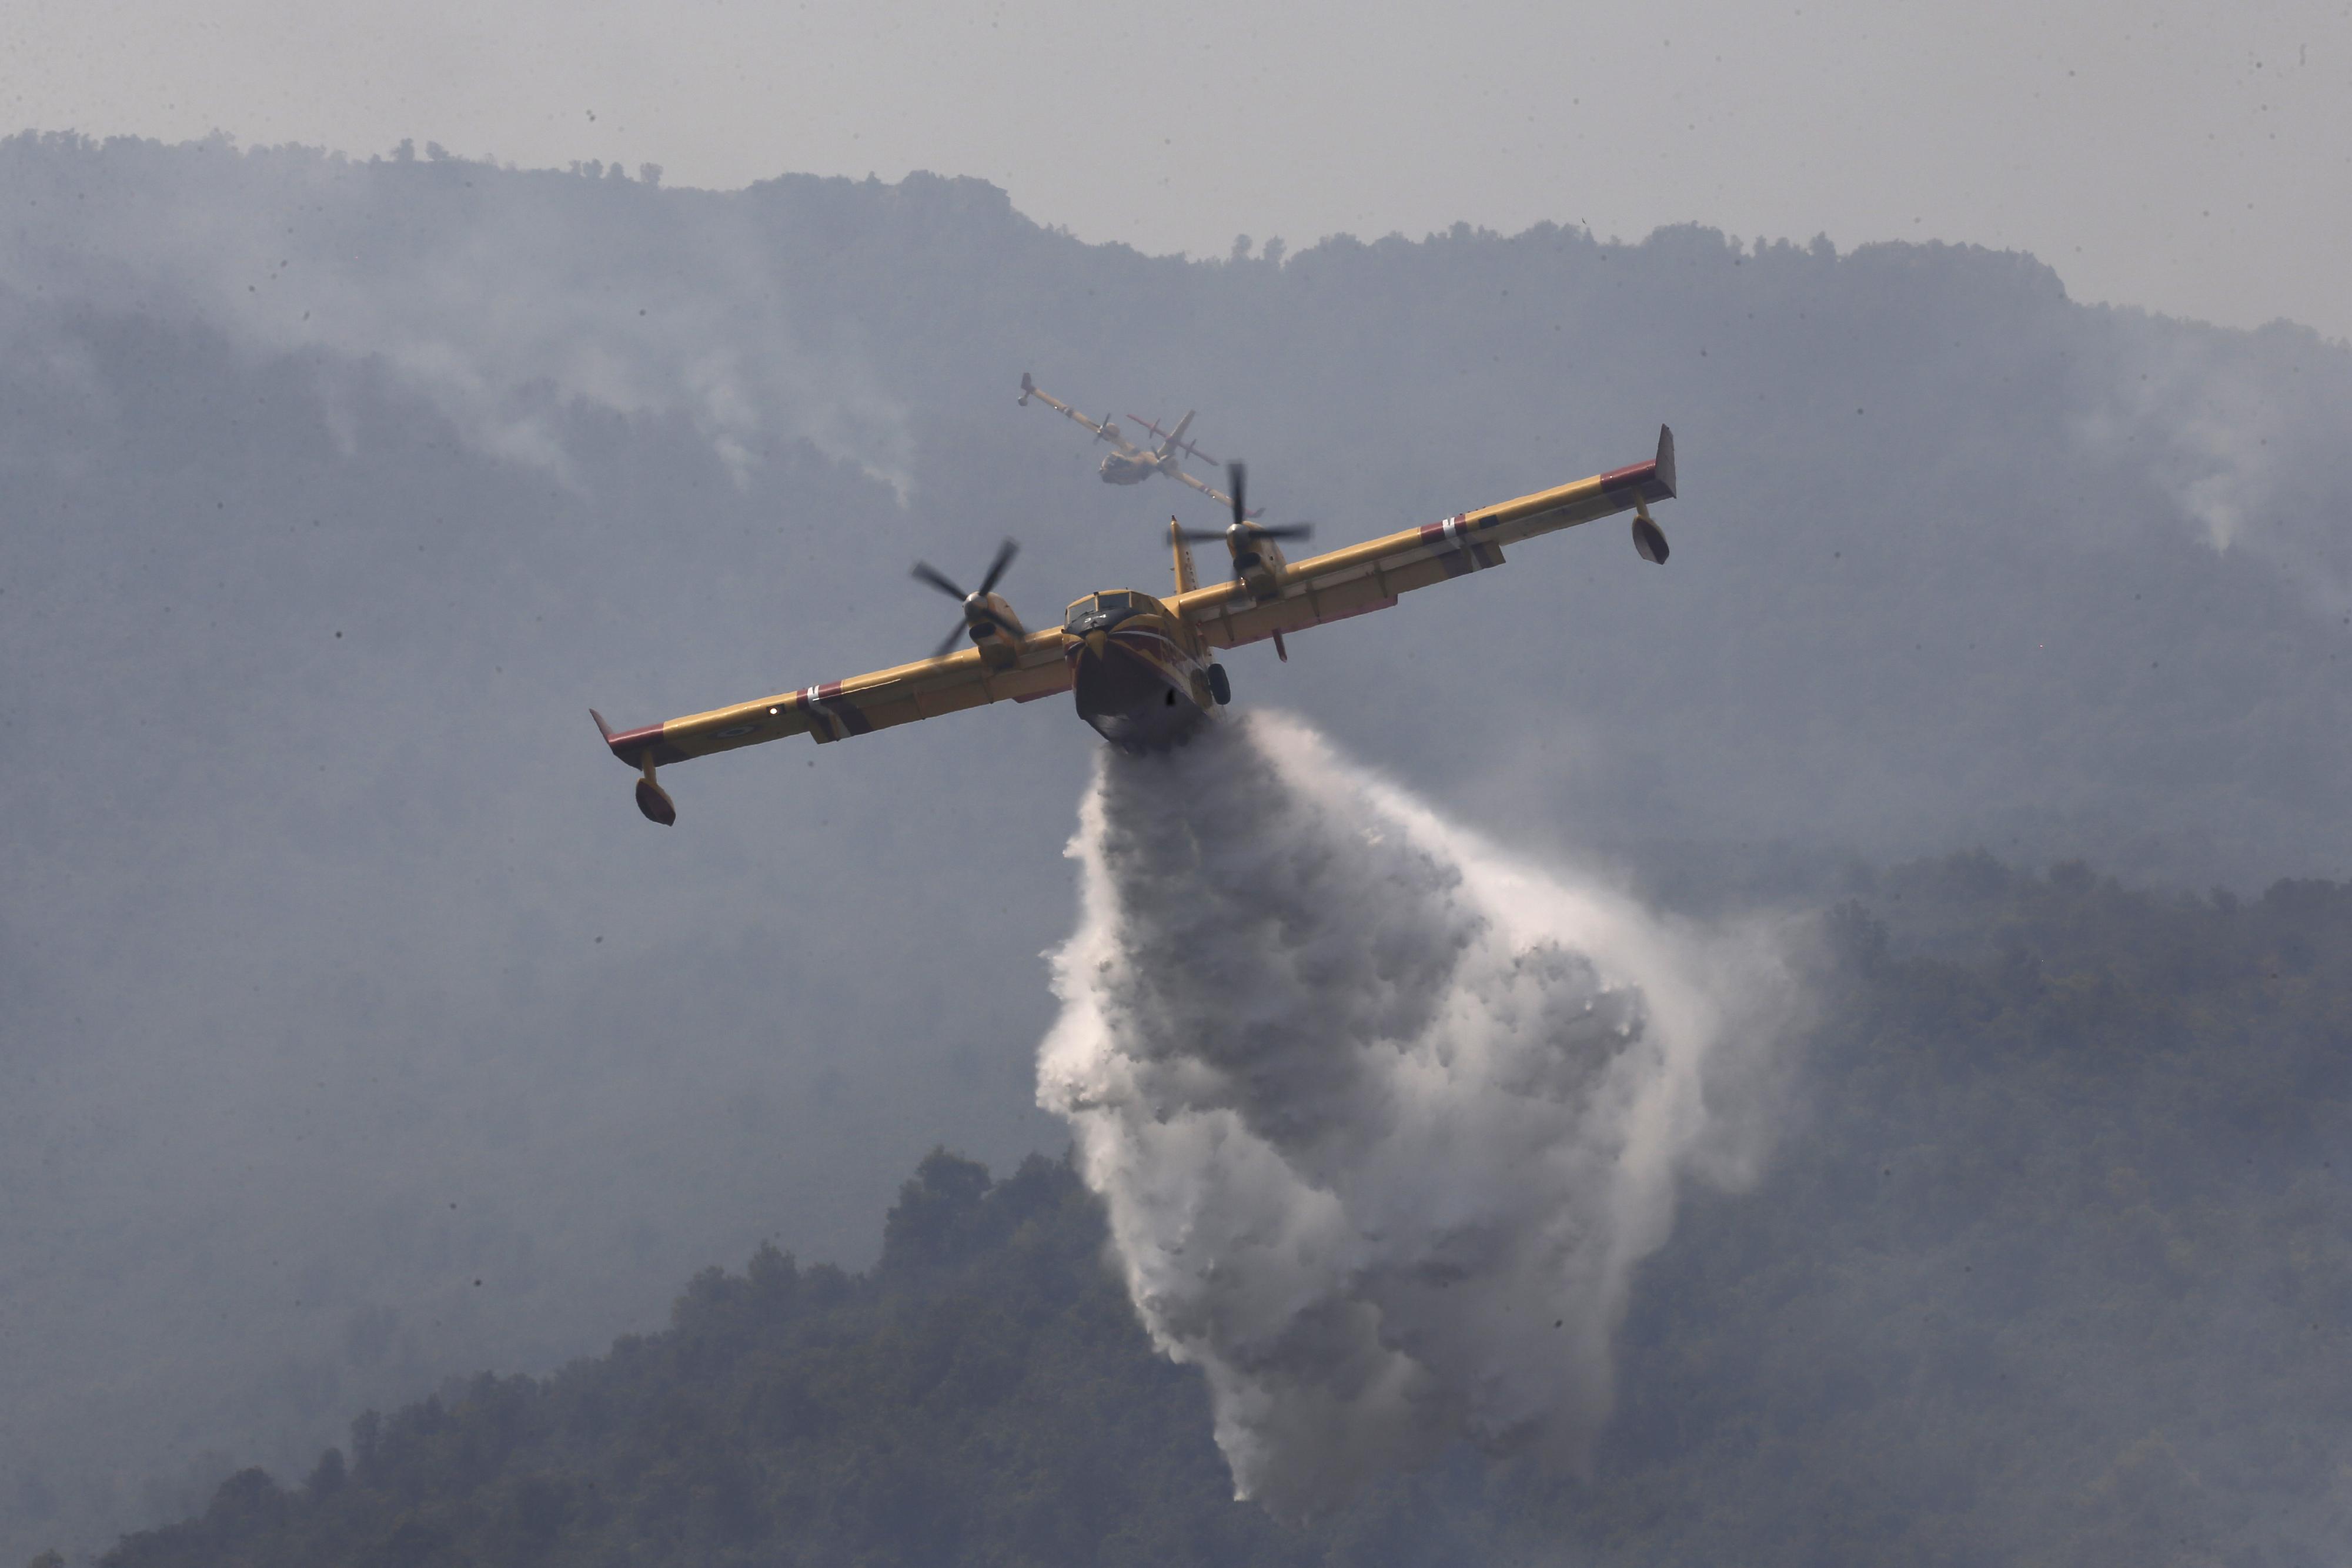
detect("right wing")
[1167,463,1237,510]
[1170,427,1677,650]
[595,628,1072,771]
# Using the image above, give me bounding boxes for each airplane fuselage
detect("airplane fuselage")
[1061,589,1221,750]
[1097,451,1165,486]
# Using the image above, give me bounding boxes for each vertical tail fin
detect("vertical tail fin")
[1156,410,1195,461]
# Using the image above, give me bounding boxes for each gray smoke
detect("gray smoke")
[2082,315,2352,620]
[0,133,914,491]
[1037,712,1796,1514]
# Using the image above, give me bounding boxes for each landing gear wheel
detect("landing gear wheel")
[1207,663,1231,706]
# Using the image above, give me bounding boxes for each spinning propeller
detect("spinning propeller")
[911,538,1021,660]
[1177,463,1312,549]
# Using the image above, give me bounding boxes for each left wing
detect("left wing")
[1017,372,1137,456]
[1171,426,1676,650]
[595,629,1072,816]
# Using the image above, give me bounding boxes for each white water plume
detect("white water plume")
[1037,712,1796,1514]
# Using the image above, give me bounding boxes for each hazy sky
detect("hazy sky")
[4,0,2347,340]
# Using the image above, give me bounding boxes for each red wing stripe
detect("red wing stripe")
[1596,459,1658,492]
[604,722,666,755]
[602,722,689,767]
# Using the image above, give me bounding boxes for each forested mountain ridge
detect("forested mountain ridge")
[85,859,2352,1568]
[96,1152,1311,1568]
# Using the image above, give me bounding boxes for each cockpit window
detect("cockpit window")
[1063,590,1154,634]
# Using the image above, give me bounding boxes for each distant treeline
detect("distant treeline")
[85,857,2352,1568]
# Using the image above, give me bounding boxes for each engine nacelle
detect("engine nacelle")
[965,591,1028,670]
[1227,523,1290,604]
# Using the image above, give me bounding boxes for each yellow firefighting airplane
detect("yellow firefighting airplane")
[1017,372,1239,511]
[593,429,1676,824]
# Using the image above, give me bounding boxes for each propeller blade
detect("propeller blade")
[911,561,966,600]
[977,537,1020,596]
[1175,527,1227,543]
[931,622,967,660]
[1227,462,1247,531]
[1249,522,1314,541]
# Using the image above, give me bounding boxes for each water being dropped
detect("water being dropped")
[1038,711,1797,1514]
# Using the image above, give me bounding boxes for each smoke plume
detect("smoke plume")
[1037,713,1795,1514]
[2083,317,2352,620]
[0,133,914,492]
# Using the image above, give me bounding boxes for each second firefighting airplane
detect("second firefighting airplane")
[1017,372,1241,511]
[593,428,1676,824]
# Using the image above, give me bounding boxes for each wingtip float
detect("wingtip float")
[1627,424,1675,563]
[591,707,679,825]
[594,426,1679,824]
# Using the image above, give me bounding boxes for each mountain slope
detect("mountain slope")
[86,861,2352,1568]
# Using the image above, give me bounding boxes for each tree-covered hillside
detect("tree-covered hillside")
[86,859,2352,1568]
[97,1151,1315,1568]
